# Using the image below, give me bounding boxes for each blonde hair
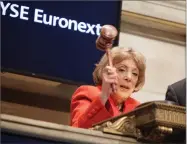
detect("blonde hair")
[93,47,146,92]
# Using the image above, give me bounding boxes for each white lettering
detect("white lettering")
[78,22,86,33]
[68,19,77,31]
[86,24,95,35]
[0,2,11,16]
[96,24,102,36]
[34,9,43,23]
[1,2,103,36]
[20,6,29,20]
[32,10,101,35]
[43,14,52,25]
[10,4,19,18]
[58,18,68,28]
[53,16,59,26]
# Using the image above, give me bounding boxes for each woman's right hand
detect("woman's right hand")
[100,66,118,105]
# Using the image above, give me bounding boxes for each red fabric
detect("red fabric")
[70,85,140,128]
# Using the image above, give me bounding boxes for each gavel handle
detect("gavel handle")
[106,48,116,93]
[106,48,113,66]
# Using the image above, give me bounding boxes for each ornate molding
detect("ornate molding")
[91,116,137,138]
[122,1,185,24]
[120,10,186,46]
[92,101,186,143]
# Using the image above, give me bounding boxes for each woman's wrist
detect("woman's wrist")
[100,91,109,105]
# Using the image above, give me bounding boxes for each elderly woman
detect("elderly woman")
[70,47,146,128]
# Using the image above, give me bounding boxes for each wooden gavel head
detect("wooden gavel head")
[96,25,118,51]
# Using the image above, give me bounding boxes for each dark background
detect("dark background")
[2,1,121,85]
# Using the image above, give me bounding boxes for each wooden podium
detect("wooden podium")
[91,101,186,143]
[1,73,185,143]
[1,114,139,144]
[1,101,185,144]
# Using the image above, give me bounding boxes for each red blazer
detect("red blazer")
[70,85,140,128]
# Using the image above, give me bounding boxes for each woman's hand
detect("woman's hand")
[100,66,118,105]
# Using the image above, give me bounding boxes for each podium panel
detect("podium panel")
[2,132,70,144]
[1,114,138,144]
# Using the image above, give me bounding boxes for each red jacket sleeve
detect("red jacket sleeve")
[70,86,111,128]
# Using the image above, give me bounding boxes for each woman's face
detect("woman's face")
[114,59,139,102]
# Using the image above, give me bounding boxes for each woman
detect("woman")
[70,47,146,128]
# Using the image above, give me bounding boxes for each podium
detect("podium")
[92,101,186,143]
[1,101,186,144]
[1,114,139,144]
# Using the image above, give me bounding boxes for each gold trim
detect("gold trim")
[91,116,137,138]
[92,101,186,143]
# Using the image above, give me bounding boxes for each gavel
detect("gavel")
[96,25,118,93]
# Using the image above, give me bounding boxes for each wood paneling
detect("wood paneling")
[2,87,70,112]
[1,72,76,125]
[1,72,78,100]
[1,101,70,125]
